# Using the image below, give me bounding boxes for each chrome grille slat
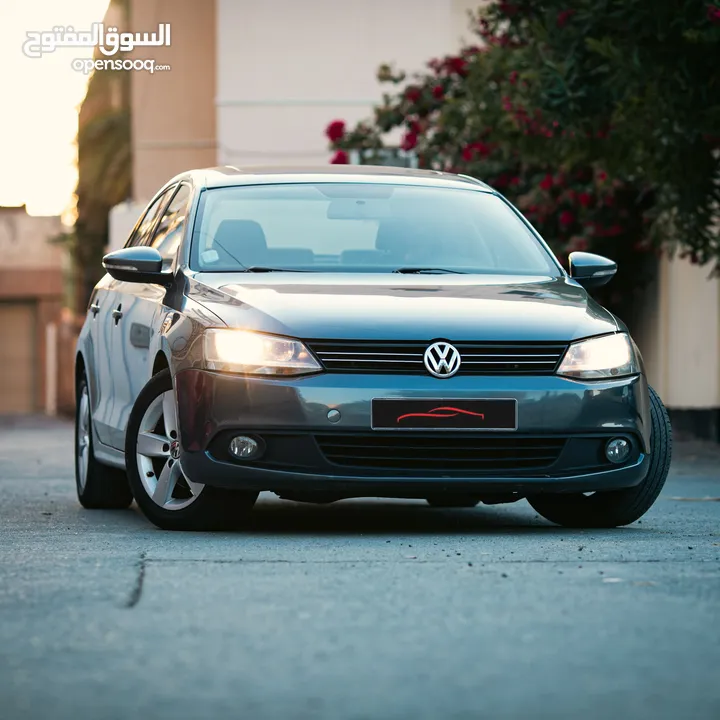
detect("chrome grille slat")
[307,340,567,375]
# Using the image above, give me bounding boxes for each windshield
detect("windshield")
[190,182,560,275]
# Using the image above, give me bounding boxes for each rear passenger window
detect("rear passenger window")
[150,185,191,270]
[125,187,175,247]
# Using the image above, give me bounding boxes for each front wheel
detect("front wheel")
[125,369,257,531]
[527,385,672,528]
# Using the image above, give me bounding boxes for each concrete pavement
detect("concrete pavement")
[1,416,719,719]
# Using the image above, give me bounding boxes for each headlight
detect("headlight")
[203,329,322,376]
[557,333,639,380]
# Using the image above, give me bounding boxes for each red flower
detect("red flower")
[509,70,519,85]
[539,173,554,191]
[597,170,608,182]
[509,176,521,187]
[428,58,442,73]
[708,5,720,24]
[325,120,345,142]
[559,210,575,226]
[462,45,483,57]
[432,84,444,100]
[462,141,491,161]
[330,150,349,164]
[401,132,418,151]
[446,57,468,76]
[405,86,422,103]
[577,192,592,207]
[556,9,576,28]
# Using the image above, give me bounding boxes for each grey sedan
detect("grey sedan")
[74,166,671,530]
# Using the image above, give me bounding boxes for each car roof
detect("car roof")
[172,165,495,193]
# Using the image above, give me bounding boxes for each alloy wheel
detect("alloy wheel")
[136,389,204,510]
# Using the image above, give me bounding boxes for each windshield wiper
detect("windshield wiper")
[392,267,466,274]
[241,266,308,273]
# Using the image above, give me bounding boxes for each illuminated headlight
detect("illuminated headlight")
[203,329,322,376]
[557,333,639,380]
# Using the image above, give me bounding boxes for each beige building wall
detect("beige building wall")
[216,0,484,168]
[648,256,720,409]
[0,207,64,413]
[129,0,217,203]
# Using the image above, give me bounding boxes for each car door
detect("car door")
[96,186,175,449]
[107,183,192,450]
[85,275,120,447]
[89,190,172,447]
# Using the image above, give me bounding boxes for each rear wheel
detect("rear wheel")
[75,372,133,509]
[527,386,672,528]
[426,495,480,508]
[125,369,257,531]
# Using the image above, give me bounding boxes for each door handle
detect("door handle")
[112,305,123,323]
[89,303,100,316]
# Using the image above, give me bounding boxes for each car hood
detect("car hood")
[186,273,618,342]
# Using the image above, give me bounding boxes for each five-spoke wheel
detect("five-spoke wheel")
[125,369,257,530]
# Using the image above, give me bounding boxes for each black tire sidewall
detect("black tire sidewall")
[527,385,672,528]
[125,369,256,530]
[75,370,133,509]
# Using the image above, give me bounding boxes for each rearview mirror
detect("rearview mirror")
[327,198,392,220]
[102,247,171,285]
[569,251,617,289]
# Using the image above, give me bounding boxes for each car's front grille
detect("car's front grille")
[307,340,568,375]
[315,433,567,472]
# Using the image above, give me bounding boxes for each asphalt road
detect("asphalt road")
[1,416,719,720]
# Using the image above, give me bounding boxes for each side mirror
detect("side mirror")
[569,251,617,289]
[102,247,171,286]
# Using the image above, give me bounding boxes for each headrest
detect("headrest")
[213,219,268,266]
[375,218,420,254]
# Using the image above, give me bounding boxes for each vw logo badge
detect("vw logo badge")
[424,341,461,378]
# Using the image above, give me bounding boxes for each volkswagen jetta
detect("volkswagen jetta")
[75,166,671,530]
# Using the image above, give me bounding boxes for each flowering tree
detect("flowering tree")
[324,2,719,314]
[480,0,720,265]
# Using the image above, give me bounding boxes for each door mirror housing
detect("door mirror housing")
[569,251,617,289]
[102,247,171,285]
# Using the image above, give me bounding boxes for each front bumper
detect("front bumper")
[175,369,651,496]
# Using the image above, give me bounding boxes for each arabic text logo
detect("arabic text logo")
[23,22,171,59]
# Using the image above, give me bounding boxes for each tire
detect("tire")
[426,495,480,508]
[527,385,672,528]
[125,369,258,531]
[75,371,133,509]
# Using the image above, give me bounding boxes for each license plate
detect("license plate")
[371,398,518,431]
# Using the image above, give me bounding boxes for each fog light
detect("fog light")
[605,438,630,464]
[229,435,261,460]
